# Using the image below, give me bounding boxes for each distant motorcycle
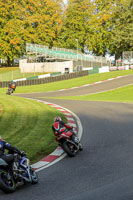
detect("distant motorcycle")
[0,152,38,193]
[55,128,83,157]
[6,82,16,95]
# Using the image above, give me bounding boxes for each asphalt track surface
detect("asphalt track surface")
[1,75,133,200]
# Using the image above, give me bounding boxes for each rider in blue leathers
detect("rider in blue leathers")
[0,136,24,171]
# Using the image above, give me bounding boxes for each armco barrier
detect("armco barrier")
[0,70,88,88]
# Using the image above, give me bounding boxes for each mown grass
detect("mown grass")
[0,94,66,163]
[5,69,133,94]
[47,84,133,103]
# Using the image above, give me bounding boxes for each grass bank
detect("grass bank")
[0,94,66,163]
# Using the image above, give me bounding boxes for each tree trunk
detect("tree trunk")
[7,56,13,66]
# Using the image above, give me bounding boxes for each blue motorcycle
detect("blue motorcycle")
[0,152,38,193]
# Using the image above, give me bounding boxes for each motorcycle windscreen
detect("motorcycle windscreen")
[0,158,8,166]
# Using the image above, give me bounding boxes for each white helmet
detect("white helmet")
[54,116,61,122]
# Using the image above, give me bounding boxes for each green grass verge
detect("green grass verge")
[46,84,133,103]
[0,94,67,164]
[6,69,133,94]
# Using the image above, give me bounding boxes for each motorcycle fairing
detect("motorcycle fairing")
[63,131,73,137]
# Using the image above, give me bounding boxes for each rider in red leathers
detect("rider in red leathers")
[9,82,16,91]
[52,116,79,144]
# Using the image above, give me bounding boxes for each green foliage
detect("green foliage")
[0,0,132,63]
[0,0,63,65]
[109,0,133,59]
[59,0,91,53]
[0,0,25,65]
[59,0,133,58]
[86,0,133,58]
[85,0,113,55]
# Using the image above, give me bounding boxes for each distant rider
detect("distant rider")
[52,116,79,144]
[0,136,24,172]
[9,81,16,91]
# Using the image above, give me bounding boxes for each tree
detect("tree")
[86,0,133,58]
[0,0,26,65]
[109,0,133,59]
[85,0,117,56]
[0,0,132,65]
[59,0,92,53]
[0,0,63,65]
[24,0,63,48]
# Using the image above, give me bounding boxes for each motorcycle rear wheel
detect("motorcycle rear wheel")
[62,141,76,157]
[0,170,16,193]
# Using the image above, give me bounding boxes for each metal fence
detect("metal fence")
[123,51,133,60]
[0,69,44,82]
[122,51,133,65]
[0,70,88,88]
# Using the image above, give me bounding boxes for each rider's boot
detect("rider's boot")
[79,142,83,151]
[71,133,83,150]
[74,136,83,150]
[71,134,78,144]
[74,136,79,144]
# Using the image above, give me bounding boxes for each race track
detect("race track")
[1,75,133,200]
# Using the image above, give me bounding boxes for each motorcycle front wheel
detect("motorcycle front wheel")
[0,169,16,193]
[62,141,76,157]
[6,89,12,95]
[30,167,38,184]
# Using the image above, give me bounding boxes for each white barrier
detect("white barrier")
[99,66,109,73]
[14,78,27,82]
[38,74,50,79]
[125,65,129,70]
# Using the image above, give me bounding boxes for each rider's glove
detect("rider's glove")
[20,151,26,156]
[71,126,74,130]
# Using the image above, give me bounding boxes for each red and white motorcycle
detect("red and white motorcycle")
[55,128,83,157]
